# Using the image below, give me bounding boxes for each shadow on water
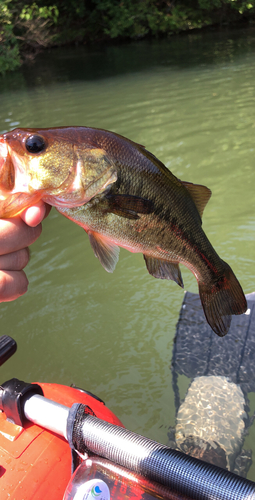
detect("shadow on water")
[1,27,255,92]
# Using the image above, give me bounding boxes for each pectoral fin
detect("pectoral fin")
[105,194,154,220]
[87,230,120,273]
[143,255,183,288]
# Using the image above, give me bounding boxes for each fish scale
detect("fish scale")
[0,126,247,336]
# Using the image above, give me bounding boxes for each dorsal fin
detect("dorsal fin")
[180,180,211,218]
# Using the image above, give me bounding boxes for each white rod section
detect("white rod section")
[23,394,69,439]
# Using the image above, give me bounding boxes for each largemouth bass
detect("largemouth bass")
[0,127,247,336]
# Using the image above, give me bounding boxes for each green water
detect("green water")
[0,28,255,479]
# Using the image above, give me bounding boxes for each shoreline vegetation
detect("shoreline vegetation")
[1,0,255,74]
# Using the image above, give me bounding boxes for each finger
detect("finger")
[0,270,29,302]
[0,248,30,271]
[0,218,42,256]
[43,203,52,220]
[20,201,50,227]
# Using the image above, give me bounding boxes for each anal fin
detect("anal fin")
[144,255,183,288]
[87,230,120,273]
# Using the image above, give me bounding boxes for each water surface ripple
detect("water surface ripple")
[0,28,255,479]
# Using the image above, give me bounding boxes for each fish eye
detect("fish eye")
[25,135,46,154]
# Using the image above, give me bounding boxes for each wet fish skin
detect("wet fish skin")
[0,127,118,216]
[0,127,247,336]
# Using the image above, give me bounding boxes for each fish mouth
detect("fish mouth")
[0,137,8,176]
[0,138,16,194]
[0,136,36,216]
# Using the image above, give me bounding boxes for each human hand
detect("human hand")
[0,202,51,302]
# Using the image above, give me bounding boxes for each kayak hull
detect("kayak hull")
[0,382,123,500]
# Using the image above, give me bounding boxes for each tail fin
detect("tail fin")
[199,262,247,337]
